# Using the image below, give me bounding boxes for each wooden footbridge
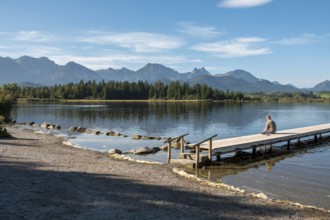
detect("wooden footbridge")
[165,123,330,168]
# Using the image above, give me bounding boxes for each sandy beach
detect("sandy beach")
[1,126,329,219]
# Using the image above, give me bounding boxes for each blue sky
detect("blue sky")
[0,0,329,87]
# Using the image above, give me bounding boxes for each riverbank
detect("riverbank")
[1,126,329,219]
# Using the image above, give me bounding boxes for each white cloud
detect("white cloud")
[12,31,55,42]
[191,37,271,57]
[218,0,272,8]
[0,31,56,42]
[275,33,320,45]
[177,22,220,38]
[27,46,63,55]
[80,31,184,53]
[0,45,64,59]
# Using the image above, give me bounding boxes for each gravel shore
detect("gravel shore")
[1,126,329,219]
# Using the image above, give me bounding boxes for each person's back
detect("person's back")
[261,115,277,135]
[267,119,276,134]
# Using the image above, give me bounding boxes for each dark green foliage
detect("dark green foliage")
[247,91,321,102]
[0,126,12,138]
[0,84,15,118]
[4,80,246,101]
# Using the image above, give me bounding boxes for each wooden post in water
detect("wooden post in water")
[167,141,172,164]
[287,140,291,151]
[314,134,318,143]
[269,144,273,153]
[252,146,256,158]
[216,153,221,161]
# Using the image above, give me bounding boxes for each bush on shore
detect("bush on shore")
[0,115,12,138]
[0,86,14,138]
[0,85,15,120]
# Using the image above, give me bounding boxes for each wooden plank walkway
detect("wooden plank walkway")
[167,124,330,168]
[200,123,330,154]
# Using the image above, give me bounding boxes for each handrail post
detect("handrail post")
[195,145,200,169]
[180,137,184,154]
[167,141,172,164]
[208,139,212,160]
[164,133,189,163]
[190,134,217,169]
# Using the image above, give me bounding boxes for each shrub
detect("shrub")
[0,90,14,120]
[0,115,4,124]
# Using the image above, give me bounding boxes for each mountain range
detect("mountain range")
[0,56,329,92]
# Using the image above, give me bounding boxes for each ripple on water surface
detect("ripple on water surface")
[218,144,330,210]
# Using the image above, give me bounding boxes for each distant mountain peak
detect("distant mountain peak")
[192,67,210,75]
[139,63,172,71]
[222,69,259,83]
[65,61,79,66]
[120,67,134,72]
[16,55,55,65]
[145,63,162,67]
[312,80,330,91]
[64,61,93,71]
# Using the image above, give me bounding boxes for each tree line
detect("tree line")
[2,80,245,101]
[2,80,326,104]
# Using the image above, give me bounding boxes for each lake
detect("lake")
[11,101,330,209]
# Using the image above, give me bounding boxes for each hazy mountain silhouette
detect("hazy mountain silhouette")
[0,56,328,92]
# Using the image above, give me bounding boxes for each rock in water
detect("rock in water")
[133,146,160,155]
[108,149,122,155]
[41,122,49,128]
[131,134,142,140]
[69,126,77,132]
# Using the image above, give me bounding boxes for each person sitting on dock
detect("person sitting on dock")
[261,115,277,135]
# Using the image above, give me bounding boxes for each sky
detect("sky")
[0,0,329,88]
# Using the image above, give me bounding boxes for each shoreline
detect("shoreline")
[1,125,329,219]
[15,97,330,104]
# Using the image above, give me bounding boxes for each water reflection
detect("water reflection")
[11,102,330,142]
[190,153,290,180]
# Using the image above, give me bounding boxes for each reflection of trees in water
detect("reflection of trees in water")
[12,102,298,136]
[12,102,266,131]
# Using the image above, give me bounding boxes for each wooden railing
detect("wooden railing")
[164,133,189,163]
[189,134,217,167]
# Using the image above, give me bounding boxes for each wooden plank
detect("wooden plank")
[190,134,217,148]
[200,124,330,154]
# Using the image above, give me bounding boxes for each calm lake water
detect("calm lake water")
[11,102,330,209]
